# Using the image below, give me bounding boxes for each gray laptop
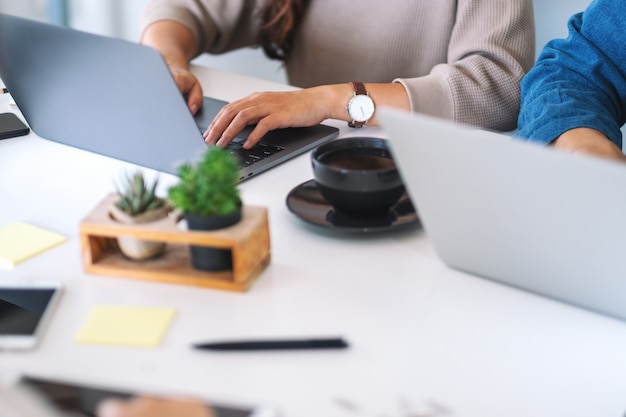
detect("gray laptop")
[0,13,338,181]
[379,107,626,322]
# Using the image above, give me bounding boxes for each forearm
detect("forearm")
[554,128,625,161]
[140,21,197,70]
[204,82,410,148]
[141,20,204,114]
[319,82,410,125]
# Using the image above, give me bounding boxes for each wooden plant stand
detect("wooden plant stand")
[79,194,271,292]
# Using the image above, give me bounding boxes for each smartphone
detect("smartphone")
[0,112,29,139]
[15,375,278,417]
[0,281,63,351]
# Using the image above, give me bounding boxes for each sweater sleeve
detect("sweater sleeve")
[394,0,535,131]
[141,0,262,57]
[516,0,626,148]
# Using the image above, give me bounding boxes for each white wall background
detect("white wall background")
[0,0,47,20]
[534,0,592,56]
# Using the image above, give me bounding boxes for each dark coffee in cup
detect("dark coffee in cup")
[321,151,396,170]
[311,137,405,216]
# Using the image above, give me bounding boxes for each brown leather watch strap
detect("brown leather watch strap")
[348,81,370,128]
[350,81,367,96]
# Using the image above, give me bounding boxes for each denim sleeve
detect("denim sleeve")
[516,0,626,148]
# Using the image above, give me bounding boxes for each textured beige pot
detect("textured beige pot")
[109,203,172,260]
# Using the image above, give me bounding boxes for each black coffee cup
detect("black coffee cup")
[311,137,405,217]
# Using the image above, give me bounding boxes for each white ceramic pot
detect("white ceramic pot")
[109,203,172,260]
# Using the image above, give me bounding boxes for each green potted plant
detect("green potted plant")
[109,170,172,260]
[168,146,242,271]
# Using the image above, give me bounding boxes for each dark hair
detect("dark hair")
[258,0,310,61]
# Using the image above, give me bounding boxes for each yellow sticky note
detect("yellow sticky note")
[0,222,66,269]
[75,305,176,348]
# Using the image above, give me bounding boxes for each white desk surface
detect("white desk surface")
[1,65,626,417]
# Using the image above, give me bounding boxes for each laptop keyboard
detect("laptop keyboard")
[197,126,285,168]
[226,136,285,168]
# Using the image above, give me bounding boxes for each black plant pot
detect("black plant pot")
[185,209,242,272]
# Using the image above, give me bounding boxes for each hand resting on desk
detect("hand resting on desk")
[96,396,215,417]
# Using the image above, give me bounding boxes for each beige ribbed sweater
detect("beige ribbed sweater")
[141,0,535,131]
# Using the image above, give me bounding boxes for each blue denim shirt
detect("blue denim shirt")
[516,0,626,148]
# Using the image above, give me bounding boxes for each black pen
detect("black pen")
[193,337,349,351]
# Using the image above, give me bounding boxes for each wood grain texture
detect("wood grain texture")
[79,194,271,292]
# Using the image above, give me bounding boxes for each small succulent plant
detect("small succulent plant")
[168,146,241,217]
[114,170,166,216]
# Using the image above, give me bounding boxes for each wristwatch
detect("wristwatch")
[347,81,375,128]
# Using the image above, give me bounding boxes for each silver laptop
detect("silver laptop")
[0,13,338,181]
[379,107,626,321]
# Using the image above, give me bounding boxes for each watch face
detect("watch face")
[348,94,375,122]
